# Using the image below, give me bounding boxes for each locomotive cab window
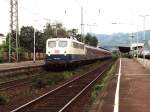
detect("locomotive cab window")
[58,41,67,47]
[48,41,56,48]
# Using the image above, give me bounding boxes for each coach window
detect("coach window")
[48,41,56,48]
[59,41,67,47]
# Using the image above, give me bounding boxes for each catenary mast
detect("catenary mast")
[9,0,19,62]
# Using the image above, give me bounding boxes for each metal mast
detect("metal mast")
[9,0,19,62]
[81,7,84,42]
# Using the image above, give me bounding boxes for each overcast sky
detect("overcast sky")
[1,0,150,35]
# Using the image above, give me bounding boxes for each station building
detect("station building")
[118,43,145,57]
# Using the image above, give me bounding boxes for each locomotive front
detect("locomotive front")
[45,38,72,65]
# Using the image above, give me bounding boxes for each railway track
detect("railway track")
[11,59,114,112]
[0,73,45,97]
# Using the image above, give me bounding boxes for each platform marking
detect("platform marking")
[113,58,122,112]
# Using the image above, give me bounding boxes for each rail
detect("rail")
[11,59,114,112]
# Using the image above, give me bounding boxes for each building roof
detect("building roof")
[118,43,144,53]
[0,33,4,37]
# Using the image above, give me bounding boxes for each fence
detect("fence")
[1,52,46,62]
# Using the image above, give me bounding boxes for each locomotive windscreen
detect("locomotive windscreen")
[58,41,68,47]
[48,41,56,48]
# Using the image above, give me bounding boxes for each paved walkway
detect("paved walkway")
[0,60,44,71]
[89,58,150,112]
[120,58,150,112]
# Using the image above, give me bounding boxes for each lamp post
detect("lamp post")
[139,15,149,66]
[33,27,36,63]
[136,25,139,59]
[33,20,38,63]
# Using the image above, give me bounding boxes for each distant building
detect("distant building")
[0,33,6,45]
[118,43,144,53]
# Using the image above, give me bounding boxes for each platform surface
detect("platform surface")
[0,60,44,71]
[89,58,150,112]
[120,58,150,112]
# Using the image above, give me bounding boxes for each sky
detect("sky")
[1,0,150,35]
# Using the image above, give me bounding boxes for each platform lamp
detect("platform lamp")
[136,26,139,59]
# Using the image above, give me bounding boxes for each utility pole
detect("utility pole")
[129,33,135,57]
[81,7,84,42]
[9,0,19,62]
[33,25,36,63]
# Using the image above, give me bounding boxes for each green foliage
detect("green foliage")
[84,33,98,46]
[94,84,103,91]
[35,31,46,52]
[43,23,55,38]
[19,26,34,52]
[19,26,46,52]
[0,95,9,105]
[31,71,73,89]
[43,22,67,38]
[13,22,99,55]
[76,34,82,42]
[63,71,73,79]
[32,78,46,89]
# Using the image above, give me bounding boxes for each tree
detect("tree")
[35,31,45,52]
[84,33,98,47]
[43,23,54,39]
[90,35,98,47]
[57,28,66,37]
[43,22,67,38]
[66,29,82,41]
[76,34,82,42]
[19,26,34,52]
[19,26,45,52]
[84,33,91,45]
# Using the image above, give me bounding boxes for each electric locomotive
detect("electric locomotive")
[45,37,111,67]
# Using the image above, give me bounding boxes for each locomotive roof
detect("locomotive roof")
[47,38,111,53]
[85,45,111,53]
[47,38,84,44]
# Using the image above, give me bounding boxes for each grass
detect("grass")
[85,59,118,111]
[0,95,9,105]
[31,61,104,89]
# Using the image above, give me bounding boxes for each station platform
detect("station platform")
[0,60,45,72]
[120,58,150,112]
[89,58,150,112]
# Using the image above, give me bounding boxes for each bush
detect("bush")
[32,78,46,89]
[51,74,65,83]
[0,95,9,105]
[63,71,73,79]
[94,84,103,91]
[32,71,74,89]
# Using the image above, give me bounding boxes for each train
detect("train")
[45,37,112,68]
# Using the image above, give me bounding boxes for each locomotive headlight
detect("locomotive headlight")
[64,51,67,56]
[48,52,51,56]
